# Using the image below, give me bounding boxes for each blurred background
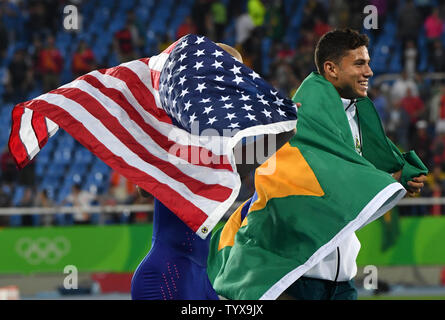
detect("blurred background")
[0,0,444,300]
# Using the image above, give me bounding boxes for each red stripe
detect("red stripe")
[20,99,209,232]
[98,65,172,124]
[150,69,161,90]
[50,87,233,202]
[8,107,29,169]
[79,74,233,171]
[163,39,180,54]
[31,111,49,149]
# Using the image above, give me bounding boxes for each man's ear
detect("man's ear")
[323,61,338,79]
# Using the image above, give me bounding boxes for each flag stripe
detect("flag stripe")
[25,93,224,215]
[31,110,49,149]
[18,108,40,159]
[9,107,29,168]
[49,86,233,202]
[98,65,172,124]
[78,74,233,171]
[78,70,231,157]
[22,99,208,231]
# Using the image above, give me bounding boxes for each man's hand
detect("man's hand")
[392,170,426,197]
[406,175,426,197]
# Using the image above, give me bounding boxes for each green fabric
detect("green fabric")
[208,72,428,300]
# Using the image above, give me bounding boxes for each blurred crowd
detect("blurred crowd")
[1,0,445,225]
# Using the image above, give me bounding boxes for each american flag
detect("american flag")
[8,34,297,238]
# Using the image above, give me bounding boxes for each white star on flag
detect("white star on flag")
[242,104,253,111]
[184,100,192,111]
[212,50,224,58]
[230,65,241,75]
[250,71,260,80]
[215,75,224,82]
[233,75,243,85]
[274,97,284,106]
[207,116,217,124]
[262,109,272,118]
[178,76,187,86]
[193,61,204,71]
[195,36,205,44]
[196,83,206,93]
[225,113,236,121]
[222,103,234,109]
[203,106,214,114]
[220,96,230,102]
[189,113,197,123]
[246,113,256,121]
[194,49,205,57]
[240,94,251,101]
[277,108,286,116]
[212,60,223,69]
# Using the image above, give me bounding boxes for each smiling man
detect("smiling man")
[207,28,427,301]
[280,28,427,299]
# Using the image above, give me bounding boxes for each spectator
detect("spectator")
[126,11,146,55]
[432,125,445,166]
[391,71,419,104]
[211,0,227,42]
[430,39,445,72]
[29,36,44,83]
[411,120,433,167]
[400,87,425,125]
[397,0,422,49]
[113,19,137,63]
[18,187,36,226]
[0,14,8,61]
[402,40,419,78]
[34,189,54,226]
[5,49,33,104]
[428,84,445,124]
[424,8,443,43]
[248,0,266,28]
[386,102,410,151]
[176,16,197,40]
[71,40,96,78]
[235,10,255,47]
[0,146,17,185]
[264,0,285,41]
[38,34,63,92]
[62,184,96,225]
[328,0,350,29]
[191,0,212,36]
[313,16,332,41]
[423,164,445,215]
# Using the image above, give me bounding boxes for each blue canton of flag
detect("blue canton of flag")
[159,34,298,136]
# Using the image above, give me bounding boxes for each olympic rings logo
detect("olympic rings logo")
[15,237,71,265]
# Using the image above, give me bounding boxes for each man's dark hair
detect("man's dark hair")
[314,28,369,75]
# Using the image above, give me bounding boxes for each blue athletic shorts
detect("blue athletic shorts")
[131,198,219,300]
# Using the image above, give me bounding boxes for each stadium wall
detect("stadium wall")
[0,216,444,274]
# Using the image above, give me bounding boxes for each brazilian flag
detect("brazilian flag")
[207,72,427,300]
